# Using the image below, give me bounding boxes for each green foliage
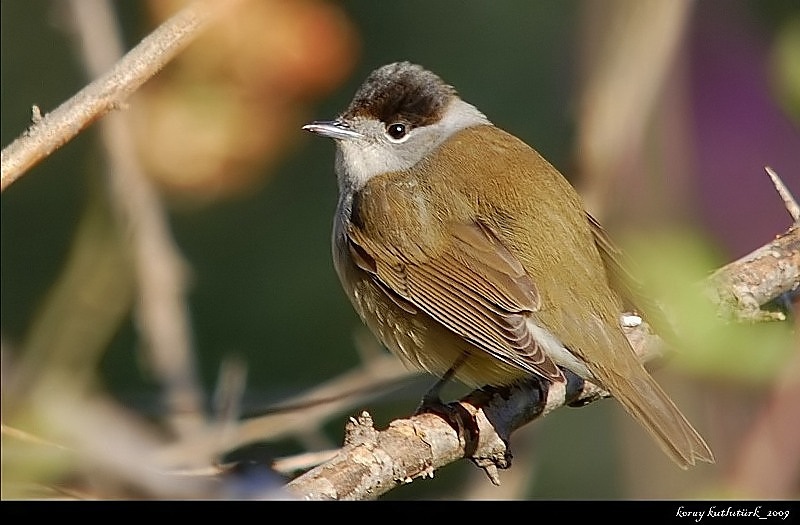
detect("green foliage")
[624,229,794,384]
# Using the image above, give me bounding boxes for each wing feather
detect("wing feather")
[348,220,562,381]
[587,213,676,340]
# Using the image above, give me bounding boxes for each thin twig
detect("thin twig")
[68,0,207,437]
[0,0,229,192]
[765,167,800,223]
[154,352,414,468]
[1,423,71,452]
[272,449,341,476]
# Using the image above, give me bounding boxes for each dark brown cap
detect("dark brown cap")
[342,62,457,128]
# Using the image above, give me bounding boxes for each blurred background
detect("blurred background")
[2,0,798,499]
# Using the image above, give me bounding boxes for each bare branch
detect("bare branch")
[0,0,235,192]
[286,372,613,500]
[286,323,659,500]
[68,0,206,437]
[766,167,800,224]
[155,353,413,469]
[706,226,800,322]
[704,168,798,322]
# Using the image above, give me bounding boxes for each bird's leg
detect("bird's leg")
[413,354,483,459]
[562,368,588,406]
[417,353,469,410]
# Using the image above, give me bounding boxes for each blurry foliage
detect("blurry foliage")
[135,0,358,202]
[622,230,795,384]
[771,14,800,124]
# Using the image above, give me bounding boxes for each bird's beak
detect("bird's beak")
[302,120,363,140]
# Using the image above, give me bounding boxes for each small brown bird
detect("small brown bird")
[303,62,713,468]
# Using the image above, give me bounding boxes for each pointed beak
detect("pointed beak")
[302,119,363,140]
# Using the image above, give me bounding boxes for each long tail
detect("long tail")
[609,366,714,469]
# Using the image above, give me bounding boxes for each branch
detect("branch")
[765,166,800,223]
[706,225,800,322]
[0,0,234,192]
[154,352,413,468]
[67,0,207,437]
[285,380,595,500]
[285,168,799,500]
[706,168,800,322]
[285,321,658,500]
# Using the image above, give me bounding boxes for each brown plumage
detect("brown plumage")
[306,62,713,468]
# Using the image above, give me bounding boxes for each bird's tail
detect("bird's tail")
[610,366,714,469]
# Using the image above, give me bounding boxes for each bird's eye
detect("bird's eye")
[386,123,408,141]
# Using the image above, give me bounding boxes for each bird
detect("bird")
[303,61,713,468]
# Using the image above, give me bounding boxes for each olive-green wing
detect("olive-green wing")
[347,220,563,382]
[587,213,675,341]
